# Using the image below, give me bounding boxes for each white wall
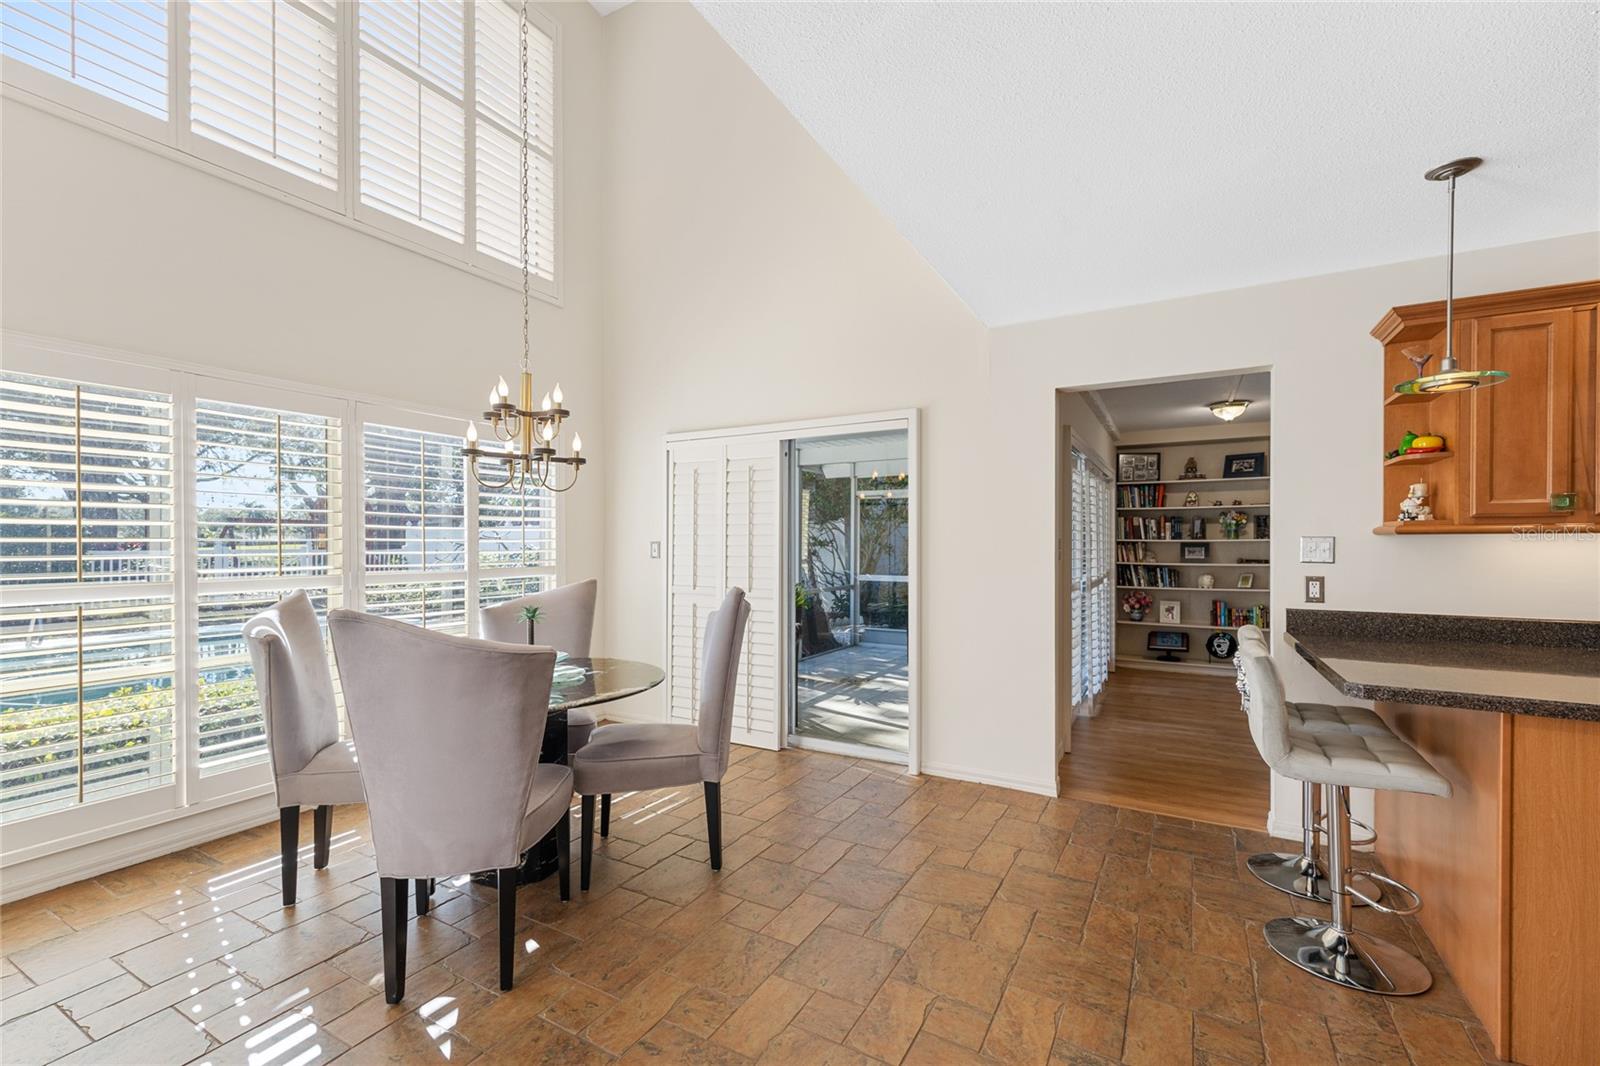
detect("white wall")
[0,0,610,591]
[600,4,1011,785]
[992,232,1600,827]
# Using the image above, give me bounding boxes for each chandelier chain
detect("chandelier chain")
[520,0,530,373]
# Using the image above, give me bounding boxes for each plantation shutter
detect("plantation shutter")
[665,438,783,750]
[1070,451,1085,707]
[472,0,556,279]
[0,0,170,119]
[0,371,177,821]
[356,0,467,240]
[722,439,781,748]
[189,0,339,190]
[361,422,468,634]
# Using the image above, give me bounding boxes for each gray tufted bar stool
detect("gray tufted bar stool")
[1234,626,1386,906]
[1239,651,1450,995]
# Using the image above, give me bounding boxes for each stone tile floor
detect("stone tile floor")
[0,745,1502,1064]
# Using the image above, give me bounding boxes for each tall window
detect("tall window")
[361,422,468,633]
[0,0,169,118]
[1070,449,1112,707]
[2,0,558,290]
[0,354,559,841]
[193,396,342,774]
[189,0,339,190]
[1,371,177,821]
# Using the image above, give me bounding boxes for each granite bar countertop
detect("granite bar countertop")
[1285,609,1600,721]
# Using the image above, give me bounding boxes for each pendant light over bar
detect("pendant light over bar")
[462,2,585,493]
[1393,157,1510,396]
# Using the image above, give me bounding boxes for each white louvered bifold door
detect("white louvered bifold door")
[721,439,781,749]
[665,437,784,751]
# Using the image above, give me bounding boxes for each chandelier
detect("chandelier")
[462,1,584,493]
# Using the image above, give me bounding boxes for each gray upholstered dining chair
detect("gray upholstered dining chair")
[573,587,750,890]
[327,609,573,1003]
[480,579,600,754]
[243,591,364,907]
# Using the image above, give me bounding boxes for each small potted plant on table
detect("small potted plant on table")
[522,605,544,644]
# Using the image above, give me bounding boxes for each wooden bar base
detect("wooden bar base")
[1376,703,1600,1065]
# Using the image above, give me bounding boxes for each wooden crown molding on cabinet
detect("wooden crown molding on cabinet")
[1371,280,1600,344]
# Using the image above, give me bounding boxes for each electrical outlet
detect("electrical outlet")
[650,541,661,559]
[1305,575,1326,603]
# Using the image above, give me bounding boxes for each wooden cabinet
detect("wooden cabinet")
[1373,282,1598,534]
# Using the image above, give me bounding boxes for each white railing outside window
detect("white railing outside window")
[0,341,558,855]
[0,0,559,297]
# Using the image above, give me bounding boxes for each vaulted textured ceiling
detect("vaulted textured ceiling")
[693,2,1600,326]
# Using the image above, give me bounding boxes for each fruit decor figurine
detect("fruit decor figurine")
[1385,430,1445,460]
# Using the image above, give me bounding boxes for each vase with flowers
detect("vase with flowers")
[1218,510,1249,539]
[1122,590,1153,622]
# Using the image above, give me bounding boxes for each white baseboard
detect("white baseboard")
[919,761,1058,798]
[1,794,279,904]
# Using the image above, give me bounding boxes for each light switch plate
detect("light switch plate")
[1305,575,1326,603]
[650,541,661,559]
[1299,536,1336,564]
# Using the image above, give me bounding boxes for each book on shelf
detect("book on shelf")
[1118,515,1187,540]
[1117,483,1166,508]
[1115,564,1185,588]
[1210,601,1268,627]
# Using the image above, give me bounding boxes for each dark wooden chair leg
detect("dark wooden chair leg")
[600,793,610,837]
[497,866,519,991]
[279,806,299,905]
[415,878,430,916]
[313,805,333,869]
[557,809,571,902]
[580,795,595,891]
[704,781,722,870]
[380,876,407,1003]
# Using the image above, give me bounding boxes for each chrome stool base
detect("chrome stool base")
[1264,916,1433,996]
[1247,851,1382,906]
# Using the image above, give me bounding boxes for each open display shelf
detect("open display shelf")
[1114,433,1270,676]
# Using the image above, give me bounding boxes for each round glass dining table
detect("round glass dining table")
[521,657,664,882]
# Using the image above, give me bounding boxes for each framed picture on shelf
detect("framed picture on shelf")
[1158,600,1181,624]
[1237,573,1255,589]
[1188,517,1206,539]
[1118,452,1161,483]
[1223,452,1267,478]
[1182,543,1210,561]
[1147,630,1189,661]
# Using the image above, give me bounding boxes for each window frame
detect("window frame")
[0,330,564,865]
[0,0,562,303]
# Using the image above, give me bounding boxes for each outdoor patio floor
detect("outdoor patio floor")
[796,643,909,755]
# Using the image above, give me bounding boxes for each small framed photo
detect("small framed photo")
[1237,573,1255,589]
[1223,452,1266,479]
[1118,452,1161,483]
[1187,517,1206,539]
[1158,600,1181,624]
[1182,543,1210,561]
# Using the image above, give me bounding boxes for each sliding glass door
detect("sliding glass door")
[792,431,910,758]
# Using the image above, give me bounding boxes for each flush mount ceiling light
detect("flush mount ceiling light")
[1207,399,1252,422]
[1394,157,1510,396]
[1207,376,1252,421]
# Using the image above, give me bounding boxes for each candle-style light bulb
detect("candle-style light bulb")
[489,386,499,408]
[540,392,552,411]
[552,383,564,405]
[496,376,510,400]
[542,421,556,442]
[572,432,582,454]
[465,422,478,444]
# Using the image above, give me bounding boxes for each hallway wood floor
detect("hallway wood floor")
[1060,668,1271,831]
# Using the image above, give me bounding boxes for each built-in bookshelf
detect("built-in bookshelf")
[1114,433,1270,676]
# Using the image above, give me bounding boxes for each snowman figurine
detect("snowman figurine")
[1398,481,1434,523]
